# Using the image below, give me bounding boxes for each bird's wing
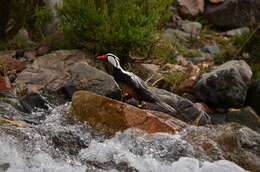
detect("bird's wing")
[124,71,148,90]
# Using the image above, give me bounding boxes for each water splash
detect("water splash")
[0,102,248,172]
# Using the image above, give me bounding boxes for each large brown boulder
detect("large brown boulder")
[71,90,188,134]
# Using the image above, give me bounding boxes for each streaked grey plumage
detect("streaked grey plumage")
[99,53,176,114]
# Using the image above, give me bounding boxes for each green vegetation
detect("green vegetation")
[174,41,202,58]
[239,30,260,58]
[25,6,53,41]
[0,0,44,41]
[0,0,53,50]
[199,65,210,74]
[163,71,189,89]
[149,39,176,62]
[0,58,8,76]
[58,0,172,63]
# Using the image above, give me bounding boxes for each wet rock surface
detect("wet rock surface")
[0,94,253,171]
[194,60,252,108]
[182,123,260,172]
[19,92,50,113]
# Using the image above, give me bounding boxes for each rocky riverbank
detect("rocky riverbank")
[0,47,259,171]
[0,0,259,171]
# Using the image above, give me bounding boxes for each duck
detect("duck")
[98,53,176,114]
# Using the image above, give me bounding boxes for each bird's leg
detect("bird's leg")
[137,100,143,108]
[192,113,203,126]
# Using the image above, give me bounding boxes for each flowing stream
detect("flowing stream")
[0,102,248,172]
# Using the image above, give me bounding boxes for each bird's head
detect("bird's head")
[98,53,121,68]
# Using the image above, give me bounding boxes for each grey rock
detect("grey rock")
[182,123,260,171]
[204,0,260,28]
[210,113,226,125]
[129,132,195,163]
[19,92,50,113]
[201,45,220,54]
[140,63,161,85]
[225,107,260,132]
[181,21,202,35]
[0,101,24,119]
[15,50,120,101]
[59,62,121,100]
[226,27,250,37]
[172,29,191,41]
[161,29,190,41]
[0,163,10,171]
[246,79,260,115]
[194,60,252,108]
[49,131,88,155]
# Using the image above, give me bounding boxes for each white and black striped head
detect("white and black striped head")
[98,53,121,68]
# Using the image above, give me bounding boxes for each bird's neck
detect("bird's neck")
[112,66,127,81]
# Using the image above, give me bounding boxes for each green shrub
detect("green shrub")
[243,30,260,58]
[58,0,172,63]
[25,6,53,41]
[0,0,44,41]
[230,28,260,58]
[163,71,189,89]
[149,39,176,62]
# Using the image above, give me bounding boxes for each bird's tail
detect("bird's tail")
[155,101,177,114]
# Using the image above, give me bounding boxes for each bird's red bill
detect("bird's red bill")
[98,55,106,60]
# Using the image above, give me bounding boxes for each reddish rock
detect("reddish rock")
[174,76,198,95]
[178,0,204,17]
[0,116,31,128]
[161,59,201,94]
[0,76,11,92]
[0,56,26,74]
[7,58,26,73]
[71,90,188,134]
[36,46,50,56]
